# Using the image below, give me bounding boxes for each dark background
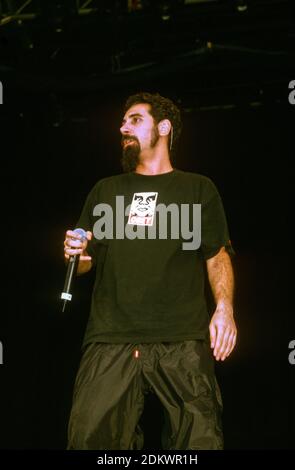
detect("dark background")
[0,0,294,450]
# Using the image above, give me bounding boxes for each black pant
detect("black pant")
[67,340,223,450]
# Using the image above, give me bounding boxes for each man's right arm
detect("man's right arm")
[63,229,93,275]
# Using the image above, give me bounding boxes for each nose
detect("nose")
[120,122,131,135]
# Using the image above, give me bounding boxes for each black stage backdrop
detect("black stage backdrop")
[0,0,294,453]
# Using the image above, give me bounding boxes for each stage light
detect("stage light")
[235,0,248,13]
[127,0,144,12]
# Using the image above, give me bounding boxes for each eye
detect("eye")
[131,117,141,124]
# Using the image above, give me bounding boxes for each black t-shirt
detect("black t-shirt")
[76,169,234,346]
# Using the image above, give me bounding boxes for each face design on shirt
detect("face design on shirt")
[133,193,157,217]
[128,192,158,226]
[120,103,160,172]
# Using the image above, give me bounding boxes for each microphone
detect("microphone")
[61,228,87,312]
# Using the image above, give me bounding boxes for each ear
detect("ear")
[158,119,172,136]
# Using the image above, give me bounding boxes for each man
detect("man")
[64,92,237,450]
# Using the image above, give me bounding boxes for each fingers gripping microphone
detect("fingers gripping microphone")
[61,228,87,312]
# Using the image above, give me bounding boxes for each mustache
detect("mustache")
[121,136,139,146]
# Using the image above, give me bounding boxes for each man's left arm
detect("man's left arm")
[206,246,237,361]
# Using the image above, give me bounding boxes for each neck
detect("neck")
[135,146,173,175]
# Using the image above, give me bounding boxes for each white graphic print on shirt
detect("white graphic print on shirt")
[128,192,158,226]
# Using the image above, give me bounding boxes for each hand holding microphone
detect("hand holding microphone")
[64,228,92,262]
[62,228,93,312]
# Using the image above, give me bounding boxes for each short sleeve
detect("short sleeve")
[200,178,235,260]
[75,185,99,266]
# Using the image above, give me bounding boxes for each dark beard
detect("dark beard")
[120,127,160,173]
[121,140,140,173]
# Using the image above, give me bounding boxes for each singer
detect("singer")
[63,92,237,450]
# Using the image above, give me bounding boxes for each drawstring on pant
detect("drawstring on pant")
[133,349,140,359]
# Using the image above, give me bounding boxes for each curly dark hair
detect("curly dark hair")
[124,92,182,156]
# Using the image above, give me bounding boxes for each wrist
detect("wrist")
[216,299,234,316]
